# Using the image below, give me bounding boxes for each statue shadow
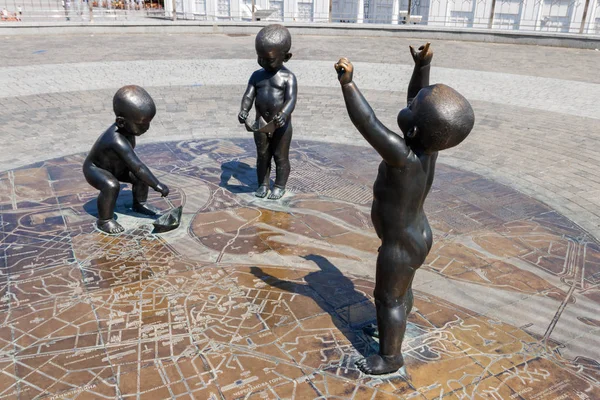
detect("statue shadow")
[219,160,266,194]
[82,185,156,220]
[250,254,376,357]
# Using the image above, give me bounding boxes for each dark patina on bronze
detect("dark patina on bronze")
[83,85,170,235]
[238,24,298,200]
[335,43,475,375]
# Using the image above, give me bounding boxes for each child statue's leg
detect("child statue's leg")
[356,247,417,375]
[83,162,124,234]
[129,172,160,216]
[363,277,414,339]
[253,132,272,198]
[268,124,292,200]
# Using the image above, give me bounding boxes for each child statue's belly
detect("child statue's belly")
[255,89,285,121]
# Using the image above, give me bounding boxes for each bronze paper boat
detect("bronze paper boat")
[153,205,183,233]
[245,116,276,134]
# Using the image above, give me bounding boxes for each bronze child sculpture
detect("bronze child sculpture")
[83,85,170,234]
[334,43,474,375]
[238,24,298,200]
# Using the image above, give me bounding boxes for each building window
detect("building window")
[269,0,284,20]
[217,0,230,17]
[297,1,313,21]
[195,0,206,14]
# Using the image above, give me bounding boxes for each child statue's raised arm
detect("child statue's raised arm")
[407,43,432,106]
[334,58,410,168]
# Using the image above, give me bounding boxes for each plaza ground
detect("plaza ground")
[0,32,599,399]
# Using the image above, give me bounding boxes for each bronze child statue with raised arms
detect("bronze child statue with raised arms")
[334,43,475,375]
[83,85,170,234]
[238,24,298,200]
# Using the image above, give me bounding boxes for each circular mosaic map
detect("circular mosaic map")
[0,139,599,399]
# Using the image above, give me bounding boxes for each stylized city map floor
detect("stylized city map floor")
[1,139,599,399]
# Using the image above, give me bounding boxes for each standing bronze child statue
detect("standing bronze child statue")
[238,24,298,200]
[83,85,170,234]
[334,43,474,375]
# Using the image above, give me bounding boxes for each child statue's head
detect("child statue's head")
[397,84,474,153]
[113,85,157,136]
[255,24,292,72]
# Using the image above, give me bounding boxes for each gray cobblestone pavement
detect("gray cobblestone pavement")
[0,33,599,239]
[2,59,598,119]
[2,34,599,83]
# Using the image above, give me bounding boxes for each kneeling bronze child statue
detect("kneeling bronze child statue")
[83,85,170,234]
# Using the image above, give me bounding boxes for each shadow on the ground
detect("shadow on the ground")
[82,185,156,220]
[250,254,376,357]
[219,160,259,194]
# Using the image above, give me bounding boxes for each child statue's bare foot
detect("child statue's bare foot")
[97,219,125,234]
[362,323,379,338]
[133,202,160,216]
[255,185,269,198]
[356,354,404,375]
[268,187,285,200]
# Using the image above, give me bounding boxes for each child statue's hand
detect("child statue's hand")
[238,110,249,124]
[409,42,433,66]
[274,112,287,128]
[156,183,170,197]
[335,58,354,86]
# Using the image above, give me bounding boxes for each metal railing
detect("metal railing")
[423,0,599,34]
[1,0,164,22]
[2,0,598,36]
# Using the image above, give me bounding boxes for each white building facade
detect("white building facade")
[164,0,599,34]
[164,0,330,22]
[424,0,599,33]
